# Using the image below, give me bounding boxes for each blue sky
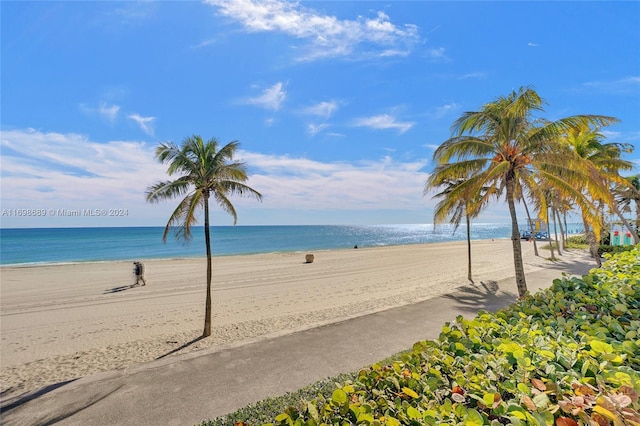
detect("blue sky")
[1,1,639,228]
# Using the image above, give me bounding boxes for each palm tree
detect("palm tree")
[431,87,616,298]
[146,135,262,337]
[560,126,638,254]
[425,176,493,283]
[615,174,640,229]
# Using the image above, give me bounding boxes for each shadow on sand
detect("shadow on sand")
[155,335,206,360]
[103,284,140,294]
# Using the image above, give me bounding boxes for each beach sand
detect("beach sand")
[0,239,589,400]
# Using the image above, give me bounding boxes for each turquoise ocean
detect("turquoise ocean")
[0,223,584,266]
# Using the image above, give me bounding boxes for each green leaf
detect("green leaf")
[590,340,614,354]
[407,406,421,420]
[464,409,484,426]
[386,417,401,426]
[532,393,550,409]
[331,389,348,407]
[275,413,290,422]
[483,393,495,406]
[306,402,319,420]
[517,383,530,394]
[402,387,419,399]
[537,349,555,359]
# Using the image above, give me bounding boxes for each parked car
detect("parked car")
[520,231,532,240]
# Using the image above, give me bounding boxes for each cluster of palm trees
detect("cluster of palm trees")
[425,87,639,299]
[146,87,638,337]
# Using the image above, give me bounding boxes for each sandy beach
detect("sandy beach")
[1,239,587,400]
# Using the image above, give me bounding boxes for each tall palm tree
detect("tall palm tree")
[431,87,616,298]
[561,126,638,250]
[425,176,493,283]
[146,135,262,337]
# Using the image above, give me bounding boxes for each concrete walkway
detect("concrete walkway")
[0,252,593,426]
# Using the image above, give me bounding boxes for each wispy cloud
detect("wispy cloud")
[528,42,539,47]
[582,76,640,95]
[430,102,460,119]
[457,72,487,80]
[206,0,420,61]
[0,129,166,211]
[80,102,120,122]
[307,123,329,136]
[426,47,448,62]
[128,114,156,136]
[237,151,430,211]
[112,1,156,22]
[423,143,441,151]
[303,100,339,119]
[1,129,433,225]
[353,114,414,133]
[247,82,287,111]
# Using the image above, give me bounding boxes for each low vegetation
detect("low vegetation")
[203,247,640,426]
[565,235,588,250]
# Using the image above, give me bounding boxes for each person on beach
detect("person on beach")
[133,261,146,286]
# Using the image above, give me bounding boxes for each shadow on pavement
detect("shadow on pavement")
[155,335,206,360]
[0,379,78,413]
[442,280,515,315]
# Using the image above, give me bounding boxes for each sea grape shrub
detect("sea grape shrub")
[265,247,640,426]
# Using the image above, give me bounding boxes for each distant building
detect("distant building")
[610,223,634,246]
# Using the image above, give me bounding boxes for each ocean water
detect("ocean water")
[0,223,584,266]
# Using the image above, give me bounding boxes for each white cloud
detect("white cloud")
[307,123,329,136]
[457,72,487,80]
[528,42,539,47]
[80,102,120,122]
[236,151,430,211]
[353,114,414,133]
[426,47,448,61]
[423,143,441,151]
[0,129,166,211]
[206,0,420,61]
[247,82,287,111]
[601,130,621,139]
[303,100,339,119]
[128,114,156,136]
[430,102,460,119]
[99,103,120,121]
[1,129,436,226]
[1,129,522,226]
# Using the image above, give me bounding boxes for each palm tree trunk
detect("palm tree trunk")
[522,198,539,257]
[203,194,213,338]
[556,209,566,252]
[547,206,556,260]
[552,208,562,256]
[466,212,473,283]
[582,214,601,267]
[506,178,527,298]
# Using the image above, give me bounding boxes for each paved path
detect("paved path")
[0,252,593,426]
